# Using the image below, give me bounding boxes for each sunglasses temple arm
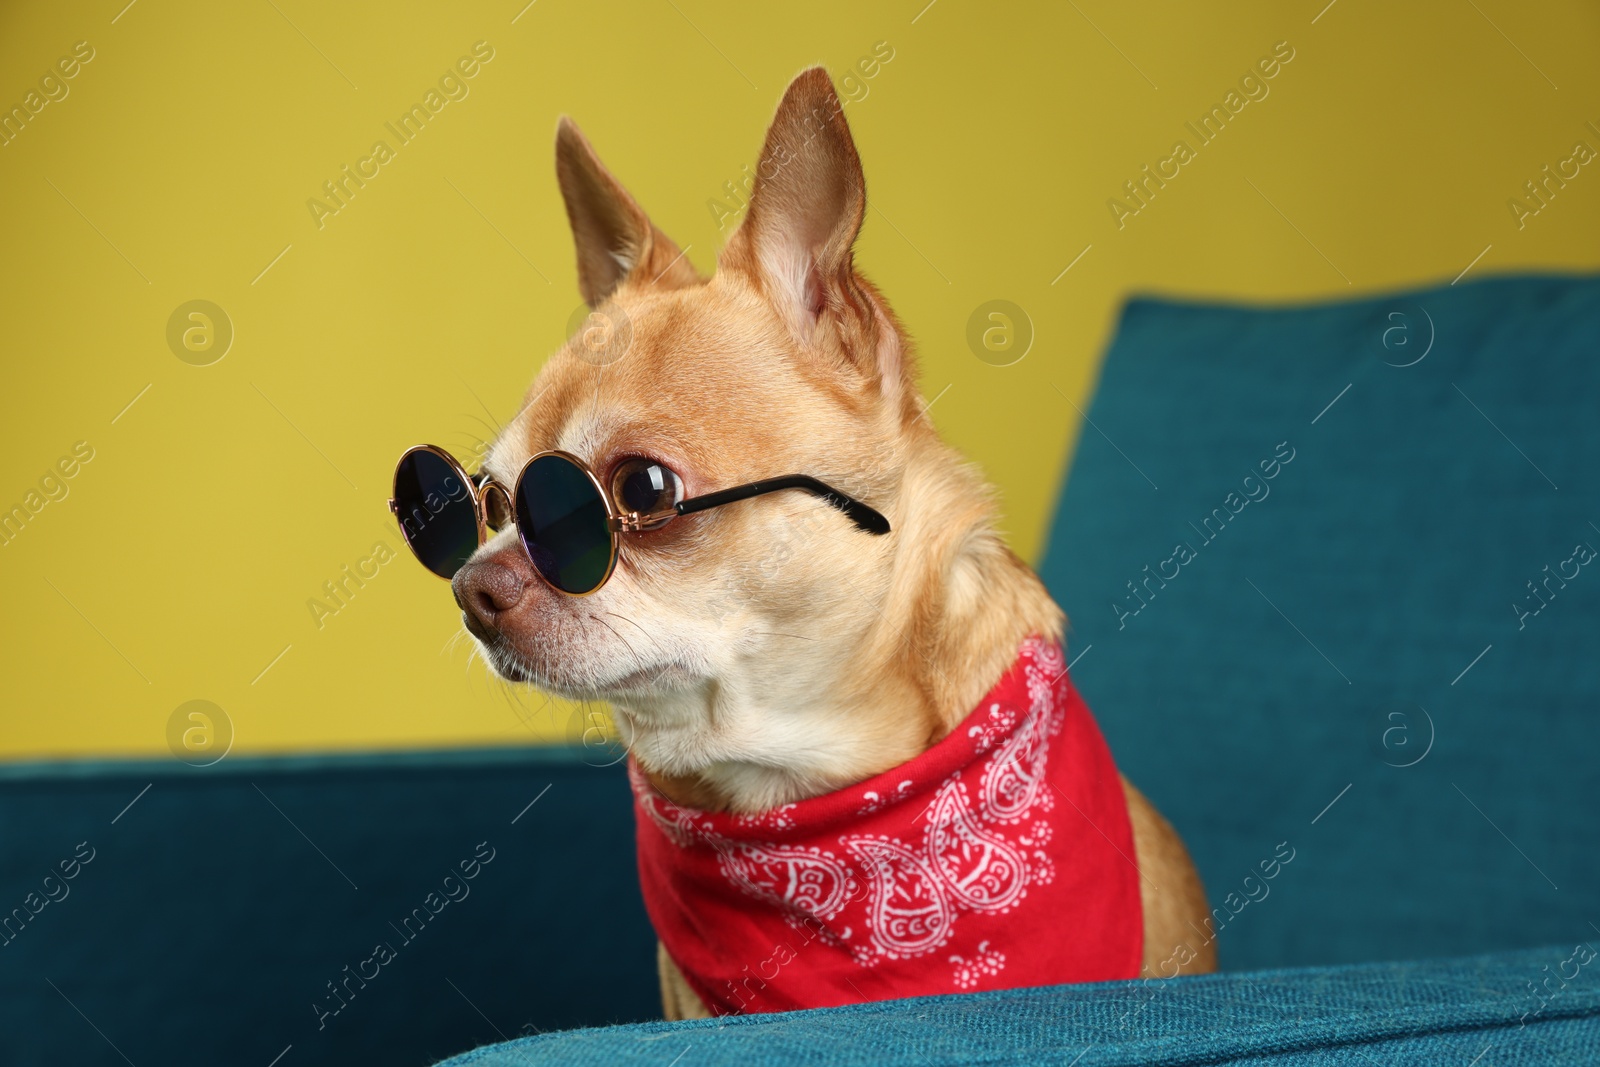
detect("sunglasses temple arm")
[674,475,891,535]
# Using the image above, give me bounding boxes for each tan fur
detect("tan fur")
[1123,779,1219,979]
[453,67,1215,1021]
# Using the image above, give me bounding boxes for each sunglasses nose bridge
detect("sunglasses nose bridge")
[476,479,513,529]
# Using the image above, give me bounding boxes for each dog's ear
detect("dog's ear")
[724,67,865,331]
[556,117,699,307]
[722,68,907,400]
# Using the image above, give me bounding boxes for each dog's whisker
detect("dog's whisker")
[492,670,522,716]
[461,411,503,439]
[603,611,667,656]
[593,616,637,661]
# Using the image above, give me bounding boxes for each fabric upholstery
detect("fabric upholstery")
[0,750,658,1065]
[434,944,1600,1065]
[1038,273,1600,971]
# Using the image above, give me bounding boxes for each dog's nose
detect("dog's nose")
[452,554,529,639]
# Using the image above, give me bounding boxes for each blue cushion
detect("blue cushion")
[0,750,657,1065]
[1037,274,1600,970]
[434,944,1600,1065]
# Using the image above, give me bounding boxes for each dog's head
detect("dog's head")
[454,68,1003,803]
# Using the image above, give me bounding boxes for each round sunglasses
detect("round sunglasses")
[389,444,890,596]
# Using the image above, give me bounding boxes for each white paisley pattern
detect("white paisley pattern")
[631,761,710,849]
[638,637,1074,978]
[950,939,1007,990]
[632,763,861,924]
[856,779,915,817]
[718,842,858,921]
[842,835,952,957]
[834,639,1066,962]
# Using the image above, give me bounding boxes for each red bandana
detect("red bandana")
[630,636,1143,1015]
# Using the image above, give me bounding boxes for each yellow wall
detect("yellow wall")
[2,1,1596,759]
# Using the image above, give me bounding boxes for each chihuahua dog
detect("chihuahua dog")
[448,67,1214,1018]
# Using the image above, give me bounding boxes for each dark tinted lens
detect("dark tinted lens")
[393,449,479,578]
[515,454,614,594]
